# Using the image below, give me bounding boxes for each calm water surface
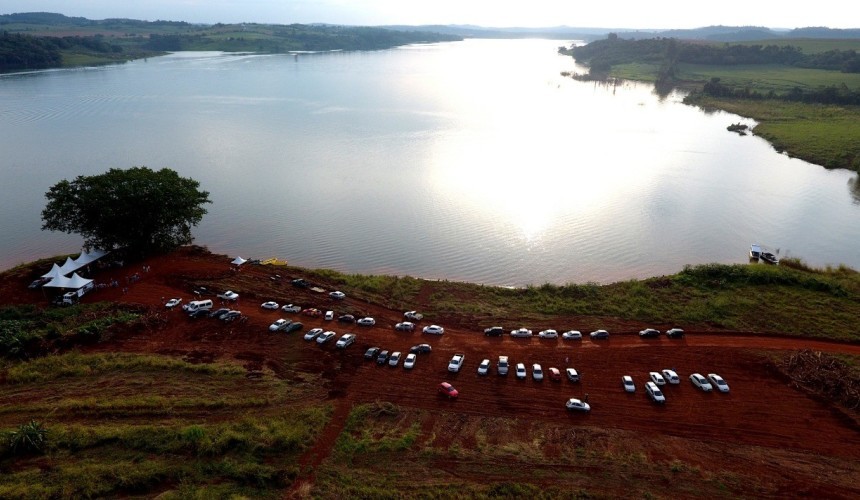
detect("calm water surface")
[1,39,858,285]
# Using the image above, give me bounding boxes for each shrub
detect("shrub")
[8,420,47,455]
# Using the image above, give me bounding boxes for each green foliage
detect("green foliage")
[7,420,47,456]
[41,167,211,257]
[0,320,36,359]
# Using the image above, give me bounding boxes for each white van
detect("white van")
[184,299,213,313]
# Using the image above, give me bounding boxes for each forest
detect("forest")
[0,32,125,71]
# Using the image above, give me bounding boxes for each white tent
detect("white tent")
[57,256,78,276]
[43,272,93,290]
[41,263,64,280]
[73,248,109,268]
[231,256,248,266]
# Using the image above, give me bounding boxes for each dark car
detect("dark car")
[376,350,390,365]
[365,347,380,360]
[484,326,504,336]
[188,309,210,319]
[338,314,356,323]
[409,343,433,354]
[284,322,304,333]
[291,278,310,288]
[666,328,685,338]
[639,328,660,338]
[221,310,242,322]
[209,307,231,318]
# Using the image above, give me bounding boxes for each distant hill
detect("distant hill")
[616,25,860,42]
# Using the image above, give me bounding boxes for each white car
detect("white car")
[562,330,582,340]
[622,375,635,392]
[649,371,666,386]
[316,331,337,344]
[261,301,279,310]
[329,291,346,300]
[335,333,356,348]
[690,373,713,392]
[510,328,533,338]
[661,369,680,384]
[566,368,580,382]
[646,381,666,403]
[515,363,527,379]
[395,321,415,331]
[532,363,544,381]
[538,329,558,339]
[708,373,730,393]
[565,398,591,412]
[423,325,444,335]
[403,353,417,369]
[477,359,490,376]
[404,311,424,321]
[303,328,323,341]
[589,329,609,339]
[357,317,376,327]
[165,298,182,308]
[388,351,402,367]
[268,318,290,332]
[282,304,301,313]
[448,354,464,372]
[218,290,239,301]
[324,310,334,321]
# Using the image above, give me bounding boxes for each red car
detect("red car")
[438,382,459,399]
[302,308,322,317]
[548,367,562,381]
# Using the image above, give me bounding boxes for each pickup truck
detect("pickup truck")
[217,290,239,301]
[448,353,465,373]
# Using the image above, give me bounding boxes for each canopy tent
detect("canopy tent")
[57,256,78,276]
[231,256,248,266]
[41,263,65,280]
[43,272,93,290]
[41,249,110,282]
[73,248,109,268]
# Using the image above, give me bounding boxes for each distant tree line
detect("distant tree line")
[1,31,124,71]
[702,77,860,105]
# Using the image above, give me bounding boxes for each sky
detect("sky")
[2,0,856,30]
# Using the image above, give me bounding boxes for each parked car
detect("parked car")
[409,343,433,354]
[261,301,279,310]
[217,290,239,301]
[448,354,465,372]
[532,364,544,381]
[284,322,304,333]
[538,329,558,339]
[639,328,660,338]
[477,359,491,376]
[291,278,310,288]
[548,367,562,381]
[329,291,346,300]
[589,329,609,339]
[497,356,509,376]
[438,382,458,399]
[484,326,504,336]
[220,311,242,322]
[268,318,291,332]
[649,372,666,386]
[335,333,356,348]
[622,375,636,392]
[303,308,322,317]
[566,368,580,383]
[565,398,591,412]
[282,304,301,313]
[357,317,376,327]
[423,325,445,335]
[707,373,730,393]
[690,373,713,392]
[661,369,680,384]
[303,328,323,341]
[338,314,355,323]
[645,381,666,403]
[324,310,334,321]
[388,351,402,367]
[404,353,417,369]
[395,321,415,331]
[562,330,582,340]
[165,298,182,308]
[510,328,533,338]
[364,347,380,360]
[515,363,527,379]
[209,307,230,318]
[316,331,336,344]
[404,311,424,321]
[666,328,685,338]
[376,350,390,364]
[188,308,210,319]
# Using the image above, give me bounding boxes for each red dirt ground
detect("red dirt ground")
[5,247,860,496]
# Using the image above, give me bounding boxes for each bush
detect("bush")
[8,420,47,455]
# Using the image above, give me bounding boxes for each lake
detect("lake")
[1,39,858,286]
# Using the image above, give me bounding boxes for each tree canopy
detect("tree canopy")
[41,167,211,256]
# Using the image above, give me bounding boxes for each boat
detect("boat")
[760,252,779,265]
[749,244,762,260]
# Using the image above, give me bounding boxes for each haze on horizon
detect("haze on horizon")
[2,0,857,30]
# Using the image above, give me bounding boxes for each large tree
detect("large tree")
[42,167,211,256]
